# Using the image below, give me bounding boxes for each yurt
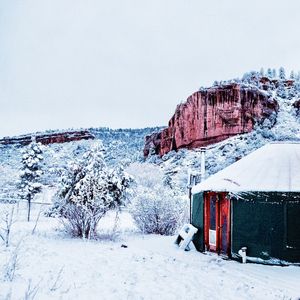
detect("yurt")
[191,142,300,264]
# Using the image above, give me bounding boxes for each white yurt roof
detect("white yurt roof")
[192,142,300,193]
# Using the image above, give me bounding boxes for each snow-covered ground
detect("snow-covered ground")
[0,204,299,300]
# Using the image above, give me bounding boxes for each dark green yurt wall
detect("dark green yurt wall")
[191,192,205,252]
[231,192,300,263]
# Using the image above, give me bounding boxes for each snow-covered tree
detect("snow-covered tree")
[279,67,286,80]
[277,80,287,98]
[127,163,187,235]
[19,138,44,221]
[258,116,276,139]
[266,68,273,78]
[290,70,295,80]
[288,85,296,99]
[54,142,131,238]
[259,67,264,77]
[242,72,251,83]
[294,79,300,93]
[272,68,277,78]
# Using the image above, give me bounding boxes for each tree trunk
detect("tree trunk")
[27,196,31,222]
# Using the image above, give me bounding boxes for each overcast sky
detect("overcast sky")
[1,0,300,137]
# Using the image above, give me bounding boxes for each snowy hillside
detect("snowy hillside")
[0,127,162,198]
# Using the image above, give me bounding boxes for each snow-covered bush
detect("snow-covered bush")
[130,187,187,235]
[127,163,187,235]
[19,138,44,221]
[53,142,131,239]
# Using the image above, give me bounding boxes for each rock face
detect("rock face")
[0,130,95,146]
[144,83,278,157]
[144,132,162,157]
[293,100,300,115]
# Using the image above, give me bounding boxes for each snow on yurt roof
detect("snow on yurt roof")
[192,142,300,193]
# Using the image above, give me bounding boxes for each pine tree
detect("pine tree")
[288,84,296,99]
[290,70,295,80]
[55,142,131,238]
[272,68,277,78]
[242,72,251,83]
[260,67,265,77]
[19,138,44,221]
[277,80,287,98]
[267,68,273,78]
[294,79,300,93]
[279,67,286,80]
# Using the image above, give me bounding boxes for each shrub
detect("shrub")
[130,186,187,235]
[127,163,187,235]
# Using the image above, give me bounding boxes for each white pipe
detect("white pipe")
[187,168,192,187]
[200,147,206,182]
[238,247,247,263]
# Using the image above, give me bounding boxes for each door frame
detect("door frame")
[204,192,231,256]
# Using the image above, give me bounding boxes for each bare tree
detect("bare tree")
[23,279,40,300]
[0,205,16,247]
[31,204,44,235]
[3,240,22,282]
[49,266,64,292]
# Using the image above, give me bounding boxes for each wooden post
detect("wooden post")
[189,185,192,223]
[27,196,31,222]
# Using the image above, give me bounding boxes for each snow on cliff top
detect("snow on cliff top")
[193,142,300,193]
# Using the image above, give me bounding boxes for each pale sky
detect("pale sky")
[1,0,300,137]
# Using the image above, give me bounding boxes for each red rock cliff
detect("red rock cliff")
[144,83,278,157]
[0,130,95,146]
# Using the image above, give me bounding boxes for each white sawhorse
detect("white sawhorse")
[175,224,198,251]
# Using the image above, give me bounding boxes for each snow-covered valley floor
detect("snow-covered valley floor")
[0,205,299,300]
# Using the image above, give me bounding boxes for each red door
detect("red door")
[204,192,231,256]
